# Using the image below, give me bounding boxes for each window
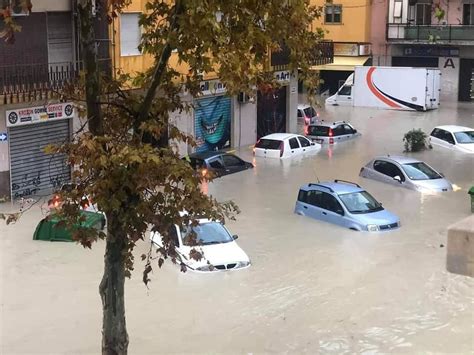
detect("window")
[325,4,342,23]
[435,129,455,144]
[454,131,474,144]
[321,193,344,215]
[343,124,354,134]
[303,107,316,118]
[168,225,180,248]
[308,126,330,136]
[373,160,405,181]
[120,13,141,56]
[415,3,431,25]
[394,0,403,18]
[298,136,311,147]
[298,189,308,202]
[430,128,442,138]
[306,190,324,207]
[338,85,352,96]
[297,110,303,118]
[255,139,281,150]
[208,157,224,169]
[289,137,300,149]
[339,191,383,214]
[463,4,474,25]
[222,154,244,167]
[333,125,346,136]
[189,158,205,169]
[444,132,455,145]
[402,162,442,181]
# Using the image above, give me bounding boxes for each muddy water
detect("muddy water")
[1,102,473,354]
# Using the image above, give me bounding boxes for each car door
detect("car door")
[207,156,226,176]
[332,125,346,143]
[222,154,247,175]
[431,129,455,149]
[373,160,406,186]
[342,124,356,141]
[297,136,313,153]
[288,137,302,156]
[320,192,346,227]
[303,190,325,221]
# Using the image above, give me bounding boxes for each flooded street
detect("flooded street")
[1,101,474,354]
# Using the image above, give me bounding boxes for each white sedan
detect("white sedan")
[429,125,474,154]
[254,133,321,159]
[150,219,250,272]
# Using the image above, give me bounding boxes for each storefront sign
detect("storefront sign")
[403,46,459,57]
[199,79,227,96]
[0,132,7,142]
[359,44,372,56]
[6,102,74,127]
[334,43,359,56]
[274,70,291,83]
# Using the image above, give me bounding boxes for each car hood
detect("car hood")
[181,241,250,268]
[412,178,453,192]
[456,144,474,154]
[350,208,399,226]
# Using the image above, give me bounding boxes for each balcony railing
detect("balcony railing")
[270,40,334,71]
[0,59,112,105]
[388,23,474,42]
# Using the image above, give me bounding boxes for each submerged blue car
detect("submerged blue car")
[294,180,400,232]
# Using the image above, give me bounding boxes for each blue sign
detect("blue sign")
[0,132,7,142]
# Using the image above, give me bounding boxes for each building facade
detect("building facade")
[0,0,111,199]
[372,0,474,102]
[310,0,373,95]
[114,2,333,158]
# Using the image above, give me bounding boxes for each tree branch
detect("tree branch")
[136,0,185,125]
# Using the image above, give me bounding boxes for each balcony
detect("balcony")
[270,40,334,71]
[0,59,111,105]
[388,24,474,43]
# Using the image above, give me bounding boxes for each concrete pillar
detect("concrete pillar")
[287,70,299,134]
[446,215,474,278]
[232,96,257,149]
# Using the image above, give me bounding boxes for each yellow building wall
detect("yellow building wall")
[111,0,217,81]
[311,0,372,43]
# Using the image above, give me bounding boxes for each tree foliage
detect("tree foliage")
[2,1,325,353]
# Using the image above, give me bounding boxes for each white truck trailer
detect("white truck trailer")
[326,66,441,111]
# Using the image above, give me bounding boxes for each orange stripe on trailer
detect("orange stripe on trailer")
[366,67,401,109]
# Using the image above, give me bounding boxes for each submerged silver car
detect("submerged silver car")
[359,156,453,193]
[306,120,360,145]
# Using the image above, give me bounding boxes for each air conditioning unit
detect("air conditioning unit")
[8,0,30,16]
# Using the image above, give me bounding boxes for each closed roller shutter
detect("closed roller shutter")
[9,119,71,199]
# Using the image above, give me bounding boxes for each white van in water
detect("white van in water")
[254,133,321,159]
[326,66,440,111]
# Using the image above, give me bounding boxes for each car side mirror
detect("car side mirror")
[353,129,357,133]
[232,234,239,240]
[394,175,402,183]
[310,142,315,146]
[337,209,344,216]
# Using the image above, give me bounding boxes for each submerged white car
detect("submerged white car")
[429,125,474,154]
[150,219,250,272]
[254,133,321,159]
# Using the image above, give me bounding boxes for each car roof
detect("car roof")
[434,125,473,133]
[301,181,363,194]
[188,150,231,160]
[297,104,312,110]
[372,155,421,164]
[309,120,349,128]
[260,133,299,140]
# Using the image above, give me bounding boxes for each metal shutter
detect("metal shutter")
[9,119,71,200]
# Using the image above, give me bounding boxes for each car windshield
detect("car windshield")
[454,131,474,144]
[307,126,329,136]
[338,191,384,214]
[402,162,442,180]
[255,139,281,150]
[181,222,233,246]
[303,107,316,117]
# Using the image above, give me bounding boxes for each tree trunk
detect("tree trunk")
[77,0,104,136]
[99,214,129,355]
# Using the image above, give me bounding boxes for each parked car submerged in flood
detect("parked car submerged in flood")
[359,156,453,193]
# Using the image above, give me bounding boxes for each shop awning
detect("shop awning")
[310,56,370,71]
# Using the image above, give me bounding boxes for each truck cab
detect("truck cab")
[325,74,354,106]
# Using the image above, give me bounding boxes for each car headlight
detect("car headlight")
[196,264,215,272]
[236,261,251,268]
[367,224,379,232]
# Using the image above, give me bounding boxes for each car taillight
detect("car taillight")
[329,138,334,144]
[48,195,61,209]
[328,128,333,137]
[279,141,284,157]
[201,168,208,177]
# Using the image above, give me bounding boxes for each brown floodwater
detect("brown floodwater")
[1,101,473,354]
